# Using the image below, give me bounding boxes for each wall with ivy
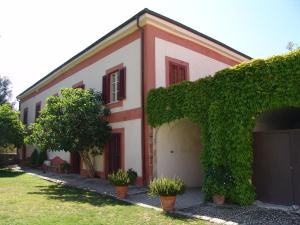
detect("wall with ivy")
[146,49,300,205]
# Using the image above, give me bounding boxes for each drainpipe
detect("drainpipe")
[137,14,146,185]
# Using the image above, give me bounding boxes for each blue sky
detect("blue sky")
[0,0,299,101]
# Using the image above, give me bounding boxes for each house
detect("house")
[17,8,250,186]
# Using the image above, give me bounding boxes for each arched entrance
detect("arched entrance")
[153,118,203,187]
[253,107,300,205]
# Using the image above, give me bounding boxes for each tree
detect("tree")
[0,76,12,104]
[286,41,299,51]
[0,104,24,148]
[26,88,111,177]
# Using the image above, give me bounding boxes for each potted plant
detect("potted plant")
[203,167,230,205]
[62,162,71,174]
[127,168,138,185]
[149,177,185,212]
[108,169,131,199]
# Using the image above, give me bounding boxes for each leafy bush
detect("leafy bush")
[108,170,130,186]
[148,177,185,197]
[127,168,138,185]
[38,150,48,165]
[30,149,39,166]
[146,49,300,204]
[62,162,71,171]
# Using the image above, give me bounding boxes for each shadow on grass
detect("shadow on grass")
[28,184,131,208]
[0,168,25,177]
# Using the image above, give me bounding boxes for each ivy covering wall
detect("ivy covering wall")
[146,49,300,205]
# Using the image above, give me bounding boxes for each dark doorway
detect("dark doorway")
[107,133,121,175]
[70,152,81,174]
[22,145,26,160]
[253,107,300,206]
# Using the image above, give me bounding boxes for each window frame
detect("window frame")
[35,101,42,121]
[165,56,189,86]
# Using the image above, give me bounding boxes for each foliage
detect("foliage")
[108,170,131,186]
[146,49,300,204]
[0,104,24,148]
[0,145,16,153]
[38,150,48,165]
[0,76,12,104]
[62,162,71,171]
[148,177,185,197]
[127,168,138,185]
[26,88,112,177]
[30,149,39,166]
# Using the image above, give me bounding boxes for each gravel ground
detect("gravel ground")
[181,203,300,225]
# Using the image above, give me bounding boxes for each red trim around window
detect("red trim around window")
[104,128,125,177]
[165,56,189,86]
[35,101,42,120]
[103,63,125,108]
[72,81,85,89]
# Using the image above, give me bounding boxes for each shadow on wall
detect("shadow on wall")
[154,118,203,187]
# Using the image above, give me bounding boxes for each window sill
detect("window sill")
[106,100,123,109]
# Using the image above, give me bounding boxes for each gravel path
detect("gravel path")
[180,203,300,225]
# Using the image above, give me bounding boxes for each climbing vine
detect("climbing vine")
[146,49,300,205]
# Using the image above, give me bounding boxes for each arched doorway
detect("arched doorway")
[154,118,203,187]
[253,107,300,205]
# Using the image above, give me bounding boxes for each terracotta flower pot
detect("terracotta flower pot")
[160,195,177,212]
[115,185,128,199]
[213,194,225,205]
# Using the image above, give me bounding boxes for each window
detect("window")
[102,67,126,104]
[35,102,41,120]
[169,62,187,84]
[166,57,189,86]
[72,81,85,89]
[110,71,119,103]
[23,108,28,125]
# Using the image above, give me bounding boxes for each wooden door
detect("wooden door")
[70,152,81,174]
[107,133,121,174]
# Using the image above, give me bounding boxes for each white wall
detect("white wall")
[155,119,203,187]
[20,38,141,167]
[111,119,142,176]
[20,38,141,121]
[155,37,230,88]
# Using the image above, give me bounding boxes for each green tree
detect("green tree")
[0,76,12,104]
[0,104,24,148]
[26,88,111,177]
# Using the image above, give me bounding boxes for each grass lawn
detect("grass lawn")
[0,169,209,225]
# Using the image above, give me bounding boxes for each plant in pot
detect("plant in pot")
[203,167,231,205]
[108,169,131,199]
[149,177,185,212]
[127,168,138,185]
[62,162,71,174]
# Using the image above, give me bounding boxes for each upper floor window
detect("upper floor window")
[23,108,28,125]
[102,67,126,104]
[72,81,85,89]
[35,102,41,121]
[166,56,189,86]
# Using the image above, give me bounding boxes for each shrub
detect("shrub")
[30,149,39,166]
[38,150,48,165]
[127,168,138,185]
[62,162,71,171]
[108,170,130,186]
[149,177,185,197]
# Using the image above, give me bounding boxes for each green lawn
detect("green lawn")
[0,169,209,225]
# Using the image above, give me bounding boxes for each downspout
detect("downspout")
[137,14,146,185]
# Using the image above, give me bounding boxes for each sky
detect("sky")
[0,0,299,102]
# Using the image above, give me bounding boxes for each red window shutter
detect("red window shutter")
[23,108,28,125]
[169,63,174,84]
[102,75,110,104]
[118,67,126,100]
[35,102,41,120]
